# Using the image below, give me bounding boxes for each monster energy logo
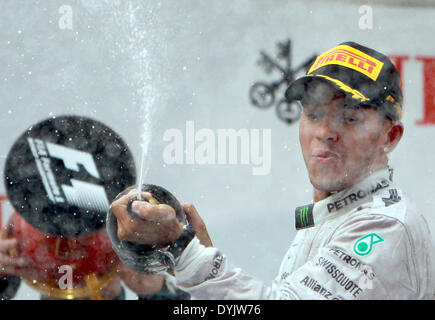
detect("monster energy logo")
[295,204,314,230]
[300,206,310,226]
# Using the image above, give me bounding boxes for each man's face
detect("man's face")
[299,82,388,193]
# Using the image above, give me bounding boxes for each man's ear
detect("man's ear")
[383,121,404,154]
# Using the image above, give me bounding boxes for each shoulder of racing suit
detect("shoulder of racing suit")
[322,191,433,299]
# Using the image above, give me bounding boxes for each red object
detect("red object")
[388,55,409,91]
[10,212,119,299]
[416,56,435,125]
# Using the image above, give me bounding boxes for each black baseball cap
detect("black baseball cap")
[285,41,403,120]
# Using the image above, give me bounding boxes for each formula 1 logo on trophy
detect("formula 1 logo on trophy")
[3,115,136,299]
[249,39,317,125]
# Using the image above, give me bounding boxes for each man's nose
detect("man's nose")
[315,117,340,143]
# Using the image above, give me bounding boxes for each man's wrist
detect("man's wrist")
[168,224,196,264]
[156,224,196,270]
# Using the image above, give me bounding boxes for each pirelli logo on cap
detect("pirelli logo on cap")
[308,45,384,81]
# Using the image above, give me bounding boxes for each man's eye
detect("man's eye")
[307,113,321,120]
[344,116,358,123]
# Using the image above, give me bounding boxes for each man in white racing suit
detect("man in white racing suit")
[172,167,433,299]
[111,42,434,299]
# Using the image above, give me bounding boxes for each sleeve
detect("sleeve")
[174,214,413,300]
[174,238,280,300]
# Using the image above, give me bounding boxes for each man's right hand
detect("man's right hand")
[111,190,185,246]
[111,190,214,249]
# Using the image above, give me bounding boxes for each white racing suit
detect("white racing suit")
[174,168,434,299]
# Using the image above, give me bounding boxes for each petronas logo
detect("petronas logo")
[353,233,384,256]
